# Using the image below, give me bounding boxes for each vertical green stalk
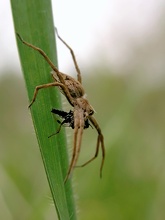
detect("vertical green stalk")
[10,0,76,219]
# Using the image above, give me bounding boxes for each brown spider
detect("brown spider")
[17,29,105,182]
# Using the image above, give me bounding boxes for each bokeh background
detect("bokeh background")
[1,0,165,219]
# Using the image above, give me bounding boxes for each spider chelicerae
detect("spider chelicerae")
[17,29,105,182]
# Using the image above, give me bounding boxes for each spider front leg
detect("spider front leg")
[29,82,74,108]
[17,33,65,86]
[76,115,105,178]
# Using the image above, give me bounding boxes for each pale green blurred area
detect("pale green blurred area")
[1,28,165,220]
[1,68,165,219]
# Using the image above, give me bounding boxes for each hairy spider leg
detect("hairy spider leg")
[28,82,73,108]
[55,28,82,83]
[17,34,64,84]
[76,115,105,178]
[64,111,84,182]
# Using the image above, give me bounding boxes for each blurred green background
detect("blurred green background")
[0,62,165,219]
[1,2,165,219]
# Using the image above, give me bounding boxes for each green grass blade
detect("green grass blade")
[10,0,76,219]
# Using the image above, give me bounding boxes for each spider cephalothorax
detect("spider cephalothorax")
[17,29,105,182]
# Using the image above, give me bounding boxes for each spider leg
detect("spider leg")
[64,111,84,183]
[76,115,105,178]
[17,34,65,85]
[17,34,74,106]
[29,82,74,108]
[55,28,82,83]
[64,121,79,183]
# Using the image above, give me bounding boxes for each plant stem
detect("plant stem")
[10,0,76,219]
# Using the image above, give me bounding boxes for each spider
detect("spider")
[17,29,105,182]
[48,108,92,138]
